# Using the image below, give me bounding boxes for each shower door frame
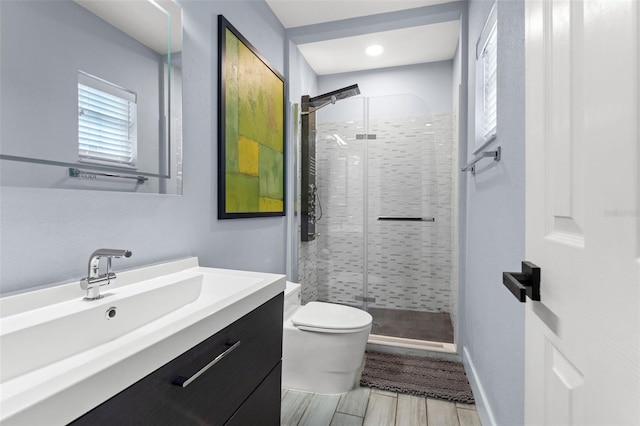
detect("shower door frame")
[360,98,372,311]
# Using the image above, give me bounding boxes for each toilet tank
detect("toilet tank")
[284,282,301,319]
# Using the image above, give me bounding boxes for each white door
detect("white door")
[525,0,639,425]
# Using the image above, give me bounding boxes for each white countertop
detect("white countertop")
[0,257,285,425]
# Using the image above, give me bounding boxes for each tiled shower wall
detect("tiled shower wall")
[314,112,455,314]
[297,239,318,303]
[449,106,459,333]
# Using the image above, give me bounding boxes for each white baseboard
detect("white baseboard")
[462,346,497,426]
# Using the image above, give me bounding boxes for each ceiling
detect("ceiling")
[265,0,460,75]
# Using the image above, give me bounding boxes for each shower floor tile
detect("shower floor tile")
[367,308,454,343]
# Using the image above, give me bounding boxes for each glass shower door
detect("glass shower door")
[315,97,366,309]
[365,95,454,342]
[314,94,456,344]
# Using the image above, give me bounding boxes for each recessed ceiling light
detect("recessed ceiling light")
[365,44,384,57]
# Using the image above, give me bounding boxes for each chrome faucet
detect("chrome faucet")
[80,249,132,300]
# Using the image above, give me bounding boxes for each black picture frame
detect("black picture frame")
[217,15,286,219]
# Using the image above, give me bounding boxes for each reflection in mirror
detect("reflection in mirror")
[0,0,183,194]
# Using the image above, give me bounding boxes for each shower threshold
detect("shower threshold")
[367,334,456,354]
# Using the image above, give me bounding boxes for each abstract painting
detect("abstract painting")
[217,15,285,219]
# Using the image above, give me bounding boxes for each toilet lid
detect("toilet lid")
[291,302,373,332]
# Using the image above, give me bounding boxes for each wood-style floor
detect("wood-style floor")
[281,386,481,426]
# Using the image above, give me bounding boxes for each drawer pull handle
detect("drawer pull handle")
[172,341,241,388]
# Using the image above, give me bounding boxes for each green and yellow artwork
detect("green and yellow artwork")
[218,16,285,219]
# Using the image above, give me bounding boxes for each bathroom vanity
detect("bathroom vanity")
[72,294,283,425]
[0,258,285,425]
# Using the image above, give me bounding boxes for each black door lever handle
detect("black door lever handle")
[502,261,541,302]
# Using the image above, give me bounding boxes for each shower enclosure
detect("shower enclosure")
[298,93,457,350]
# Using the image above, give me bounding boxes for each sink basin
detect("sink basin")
[0,272,203,382]
[0,257,285,425]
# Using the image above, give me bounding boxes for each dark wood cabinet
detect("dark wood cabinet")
[225,362,282,426]
[71,294,283,426]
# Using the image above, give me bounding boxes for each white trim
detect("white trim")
[368,334,457,353]
[476,2,497,59]
[462,346,498,426]
[471,133,497,155]
[78,71,136,103]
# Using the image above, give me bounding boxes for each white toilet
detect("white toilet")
[282,282,373,394]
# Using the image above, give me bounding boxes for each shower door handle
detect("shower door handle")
[377,216,435,222]
[502,261,541,302]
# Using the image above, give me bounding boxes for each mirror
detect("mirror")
[0,0,183,194]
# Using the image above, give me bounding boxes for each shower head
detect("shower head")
[307,84,360,108]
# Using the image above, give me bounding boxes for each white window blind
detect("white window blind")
[482,23,497,141]
[475,3,497,144]
[78,72,137,168]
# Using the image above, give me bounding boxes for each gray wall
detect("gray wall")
[318,61,454,117]
[460,1,525,425]
[288,42,319,105]
[0,0,291,295]
[286,40,318,286]
[452,28,463,110]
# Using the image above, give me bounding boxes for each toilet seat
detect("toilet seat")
[291,302,373,334]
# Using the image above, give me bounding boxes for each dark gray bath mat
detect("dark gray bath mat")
[360,351,475,404]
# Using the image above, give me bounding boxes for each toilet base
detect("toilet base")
[282,319,371,394]
[282,360,364,394]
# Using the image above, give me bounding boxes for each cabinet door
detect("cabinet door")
[71,294,283,426]
[225,362,282,426]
